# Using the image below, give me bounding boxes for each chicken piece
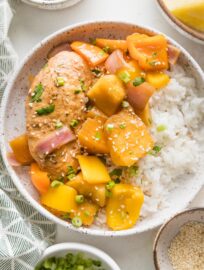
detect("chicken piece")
[26,51,92,179]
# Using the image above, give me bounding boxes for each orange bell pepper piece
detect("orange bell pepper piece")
[31,163,50,194]
[127,33,169,71]
[106,184,144,230]
[70,41,109,66]
[9,134,33,165]
[95,38,127,52]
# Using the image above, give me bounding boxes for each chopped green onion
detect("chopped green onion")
[77,266,84,270]
[31,83,44,103]
[84,210,90,217]
[152,52,158,57]
[110,168,122,177]
[119,124,126,129]
[132,77,145,87]
[72,216,82,227]
[103,46,110,53]
[55,120,63,129]
[79,79,86,92]
[70,119,79,128]
[94,131,101,141]
[55,77,65,87]
[75,195,84,204]
[61,213,70,220]
[106,123,114,131]
[149,60,158,66]
[36,104,55,116]
[157,124,167,132]
[121,100,129,108]
[51,180,63,188]
[149,145,162,156]
[67,165,76,180]
[74,89,81,94]
[91,68,102,77]
[118,71,131,83]
[128,166,139,177]
[106,181,115,190]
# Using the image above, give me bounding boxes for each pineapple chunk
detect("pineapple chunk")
[67,173,106,207]
[71,201,98,226]
[77,155,111,184]
[146,72,170,90]
[105,110,154,166]
[106,184,144,230]
[87,75,126,116]
[78,118,109,154]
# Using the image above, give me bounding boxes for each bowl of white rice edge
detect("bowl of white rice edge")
[0,21,204,237]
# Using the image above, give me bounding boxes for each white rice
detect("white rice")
[95,64,204,227]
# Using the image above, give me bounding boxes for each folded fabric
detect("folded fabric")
[0,1,56,269]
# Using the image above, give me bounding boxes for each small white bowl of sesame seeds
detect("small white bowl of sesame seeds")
[153,208,204,270]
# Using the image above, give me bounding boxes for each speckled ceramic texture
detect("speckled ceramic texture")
[21,0,82,10]
[1,21,204,237]
[36,243,121,270]
[156,0,204,45]
[153,208,204,270]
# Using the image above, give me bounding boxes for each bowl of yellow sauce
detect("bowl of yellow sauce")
[156,0,204,44]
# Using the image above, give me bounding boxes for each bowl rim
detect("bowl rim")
[153,207,204,270]
[156,0,204,44]
[1,20,204,237]
[36,242,121,270]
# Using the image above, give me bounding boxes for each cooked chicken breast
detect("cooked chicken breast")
[26,51,92,179]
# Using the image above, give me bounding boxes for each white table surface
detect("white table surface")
[9,0,204,269]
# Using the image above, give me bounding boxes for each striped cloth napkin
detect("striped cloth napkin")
[0,1,56,269]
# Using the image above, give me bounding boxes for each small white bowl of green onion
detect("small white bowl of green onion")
[35,243,120,270]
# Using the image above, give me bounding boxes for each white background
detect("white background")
[9,0,204,269]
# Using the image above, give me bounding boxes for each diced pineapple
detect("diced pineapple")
[77,155,111,184]
[67,173,106,207]
[78,118,109,154]
[87,75,126,116]
[105,110,154,166]
[106,184,144,230]
[146,72,170,89]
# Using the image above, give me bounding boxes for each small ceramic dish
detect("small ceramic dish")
[35,243,121,270]
[156,0,204,44]
[153,208,204,270]
[21,0,82,10]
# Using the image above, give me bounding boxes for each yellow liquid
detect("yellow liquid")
[164,0,204,32]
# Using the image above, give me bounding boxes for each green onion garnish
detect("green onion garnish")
[106,181,115,190]
[118,71,131,83]
[94,131,101,141]
[55,77,65,87]
[132,77,145,87]
[67,165,76,180]
[110,168,122,177]
[128,166,139,177]
[31,83,44,103]
[70,119,79,128]
[119,124,126,129]
[72,217,82,227]
[50,180,63,188]
[36,104,55,116]
[55,120,63,129]
[106,124,114,131]
[157,124,167,132]
[149,145,162,156]
[75,195,84,204]
[102,46,110,53]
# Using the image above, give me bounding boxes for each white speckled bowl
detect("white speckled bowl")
[153,208,204,270]
[21,0,82,10]
[0,21,204,237]
[35,243,121,270]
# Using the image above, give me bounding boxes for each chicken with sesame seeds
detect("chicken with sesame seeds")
[26,51,92,179]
